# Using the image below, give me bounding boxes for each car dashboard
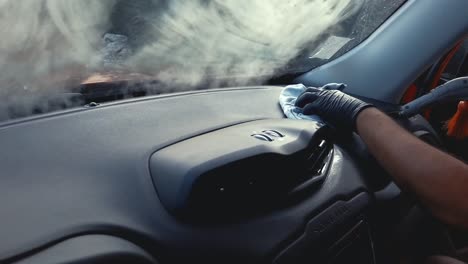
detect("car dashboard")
[0,86,386,264]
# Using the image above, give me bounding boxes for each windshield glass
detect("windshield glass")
[0,0,405,121]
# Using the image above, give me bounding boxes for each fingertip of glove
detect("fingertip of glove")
[295,92,319,108]
[302,101,321,115]
[322,83,347,91]
[304,87,322,93]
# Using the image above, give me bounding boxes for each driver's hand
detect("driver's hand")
[295,86,373,131]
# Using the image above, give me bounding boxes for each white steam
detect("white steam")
[129,0,362,86]
[0,0,362,119]
[0,0,114,95]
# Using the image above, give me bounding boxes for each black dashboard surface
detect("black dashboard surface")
[0,86,369,263]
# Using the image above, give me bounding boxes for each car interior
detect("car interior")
[1,0,468,263]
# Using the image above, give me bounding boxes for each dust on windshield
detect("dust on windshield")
[0,0,404,121]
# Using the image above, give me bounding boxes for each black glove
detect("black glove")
[295,86,373,131]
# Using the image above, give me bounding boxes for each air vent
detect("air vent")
[150,118,331,220]
[188,138,334,217]
[288,137,333,195]
[306,139,332,176]
[251,129,285,142]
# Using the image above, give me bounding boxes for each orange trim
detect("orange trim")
[447,101,468,139]
[424,39,465,119]
[430,40,464,90]
[400,38,465,106]
[401,84,418,104]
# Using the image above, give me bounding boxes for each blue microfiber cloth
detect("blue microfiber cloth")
[279,83,346,121]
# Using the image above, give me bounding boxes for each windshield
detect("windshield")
[0,0,405,121]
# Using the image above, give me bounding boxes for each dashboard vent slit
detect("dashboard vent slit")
[306,139,332,176]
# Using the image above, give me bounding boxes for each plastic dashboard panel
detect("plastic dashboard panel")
[150,119,332,219]
[0,86,371,263]
[13,235,157,264]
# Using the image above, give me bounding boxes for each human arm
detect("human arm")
[356,107,468,229]
[296,88,468,229]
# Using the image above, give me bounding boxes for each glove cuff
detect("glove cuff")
[351,104,375,131]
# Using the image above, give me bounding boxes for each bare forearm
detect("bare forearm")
[356,107,468,229]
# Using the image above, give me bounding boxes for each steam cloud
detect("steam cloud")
[0,0,362,119]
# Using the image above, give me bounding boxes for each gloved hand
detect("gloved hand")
[295,86,373,131]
